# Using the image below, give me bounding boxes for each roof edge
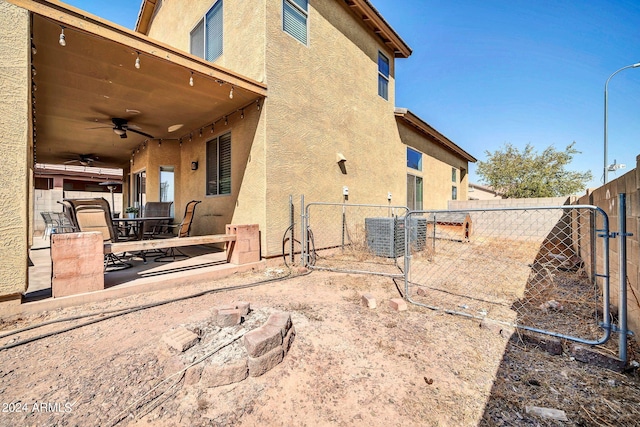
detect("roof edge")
[344,0,412,58]
[395,108,477,163]
[135,0,157,35]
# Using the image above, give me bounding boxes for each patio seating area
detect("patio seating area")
[25,231,264,312]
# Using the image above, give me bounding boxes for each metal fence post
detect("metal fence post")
[618,193,628,362]
[300,195,306,267]
[404,212,411,299]
[289,195,295,266]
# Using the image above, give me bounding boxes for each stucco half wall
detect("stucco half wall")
[0,0,30,311]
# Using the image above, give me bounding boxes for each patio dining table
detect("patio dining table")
[112,216,173,241]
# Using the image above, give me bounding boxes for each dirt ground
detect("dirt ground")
[0,267,638,426]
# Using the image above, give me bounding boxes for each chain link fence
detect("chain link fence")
[404,206,611,343]
[304,203,409,277]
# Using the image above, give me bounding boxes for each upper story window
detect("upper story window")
[283,0,308,44]
[190,1,223,62]
[452,167,457,182]
[378,52,389,100]
[206,132,232,196]
[407,147,422,171]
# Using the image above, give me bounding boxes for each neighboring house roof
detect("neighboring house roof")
[135,0,413,58]
[469,182,504,196]
[35,164,123,182]
[394,108,477,163]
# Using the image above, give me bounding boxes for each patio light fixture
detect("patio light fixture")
[189,72,194,87]
[135,52,141,69]
[58,26,66,46]
[240,109,244,119]
[229,86,234,99]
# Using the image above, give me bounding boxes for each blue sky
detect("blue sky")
[64,0,640,189]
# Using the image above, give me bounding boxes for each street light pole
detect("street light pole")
[604,62,640,184]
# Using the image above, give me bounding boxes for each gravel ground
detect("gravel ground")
[0,267,638,426]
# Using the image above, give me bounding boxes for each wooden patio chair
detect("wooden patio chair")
[66,198,132,271]
[154,200,201,262]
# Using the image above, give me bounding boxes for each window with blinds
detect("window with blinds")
[206,132,232,196]
[283,0,308,44]
[190,1,223,62]
[378,52,389,100]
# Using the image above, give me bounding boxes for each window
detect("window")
[452,186,458,200]
[378,52,389,100]
[160,166,175,216]
[190,1,223,61]
[407,148,422,171]
[207,132,231,196]
[452,167,457,183]
[407,175,423,210]
[283,0,308,44]
[133,170,146,210]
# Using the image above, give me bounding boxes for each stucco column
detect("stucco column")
[0,0,30,314]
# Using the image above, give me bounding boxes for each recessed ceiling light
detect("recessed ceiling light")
[168,124,184,132]
[126,109,141,115]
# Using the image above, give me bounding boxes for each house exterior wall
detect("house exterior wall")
[398,122,469,210]
[145,0,266,83]
[0,0,30,310]
[146,0,407,256]
[260,0,406,255]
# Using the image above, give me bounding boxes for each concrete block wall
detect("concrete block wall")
[448,197,572,239]
[34,190,122,232]
[575,155,640,337]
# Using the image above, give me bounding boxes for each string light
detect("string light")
[224,116,228,126]
[158,139,162,146]
[211,123,215,133]
[31,41,37,55]
[199,128,202,137]
[58,26,66,46]
[240,109,244,119]
[189,133,192,142]
[189,72,194,87]
[135,52,141,69]
[256,100,261,110]
[229,86,234,99]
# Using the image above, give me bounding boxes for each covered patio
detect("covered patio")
[2,0,268,314]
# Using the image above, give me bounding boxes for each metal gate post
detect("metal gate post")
[301,195,307,268]
[618,193,629,362]
[289,195,295,266]
[404,213,410,299]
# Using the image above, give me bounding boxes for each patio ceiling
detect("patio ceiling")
[28,1,266,169]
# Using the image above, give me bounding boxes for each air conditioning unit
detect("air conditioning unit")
[365,217,427,258]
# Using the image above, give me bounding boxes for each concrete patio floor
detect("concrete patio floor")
[25,233,266,315]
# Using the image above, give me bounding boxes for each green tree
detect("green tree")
[476,142,592,198]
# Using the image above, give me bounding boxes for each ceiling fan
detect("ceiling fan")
[88,118,154,139]
[63,153,101,167]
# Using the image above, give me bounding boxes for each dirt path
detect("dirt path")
[0,268,638,426]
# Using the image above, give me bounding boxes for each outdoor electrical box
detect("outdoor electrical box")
[342,186,349,196]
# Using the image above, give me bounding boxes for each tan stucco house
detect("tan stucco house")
[0,0,475,314]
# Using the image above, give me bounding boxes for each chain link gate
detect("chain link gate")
[302,202,409,277]
[403,205,615,346]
